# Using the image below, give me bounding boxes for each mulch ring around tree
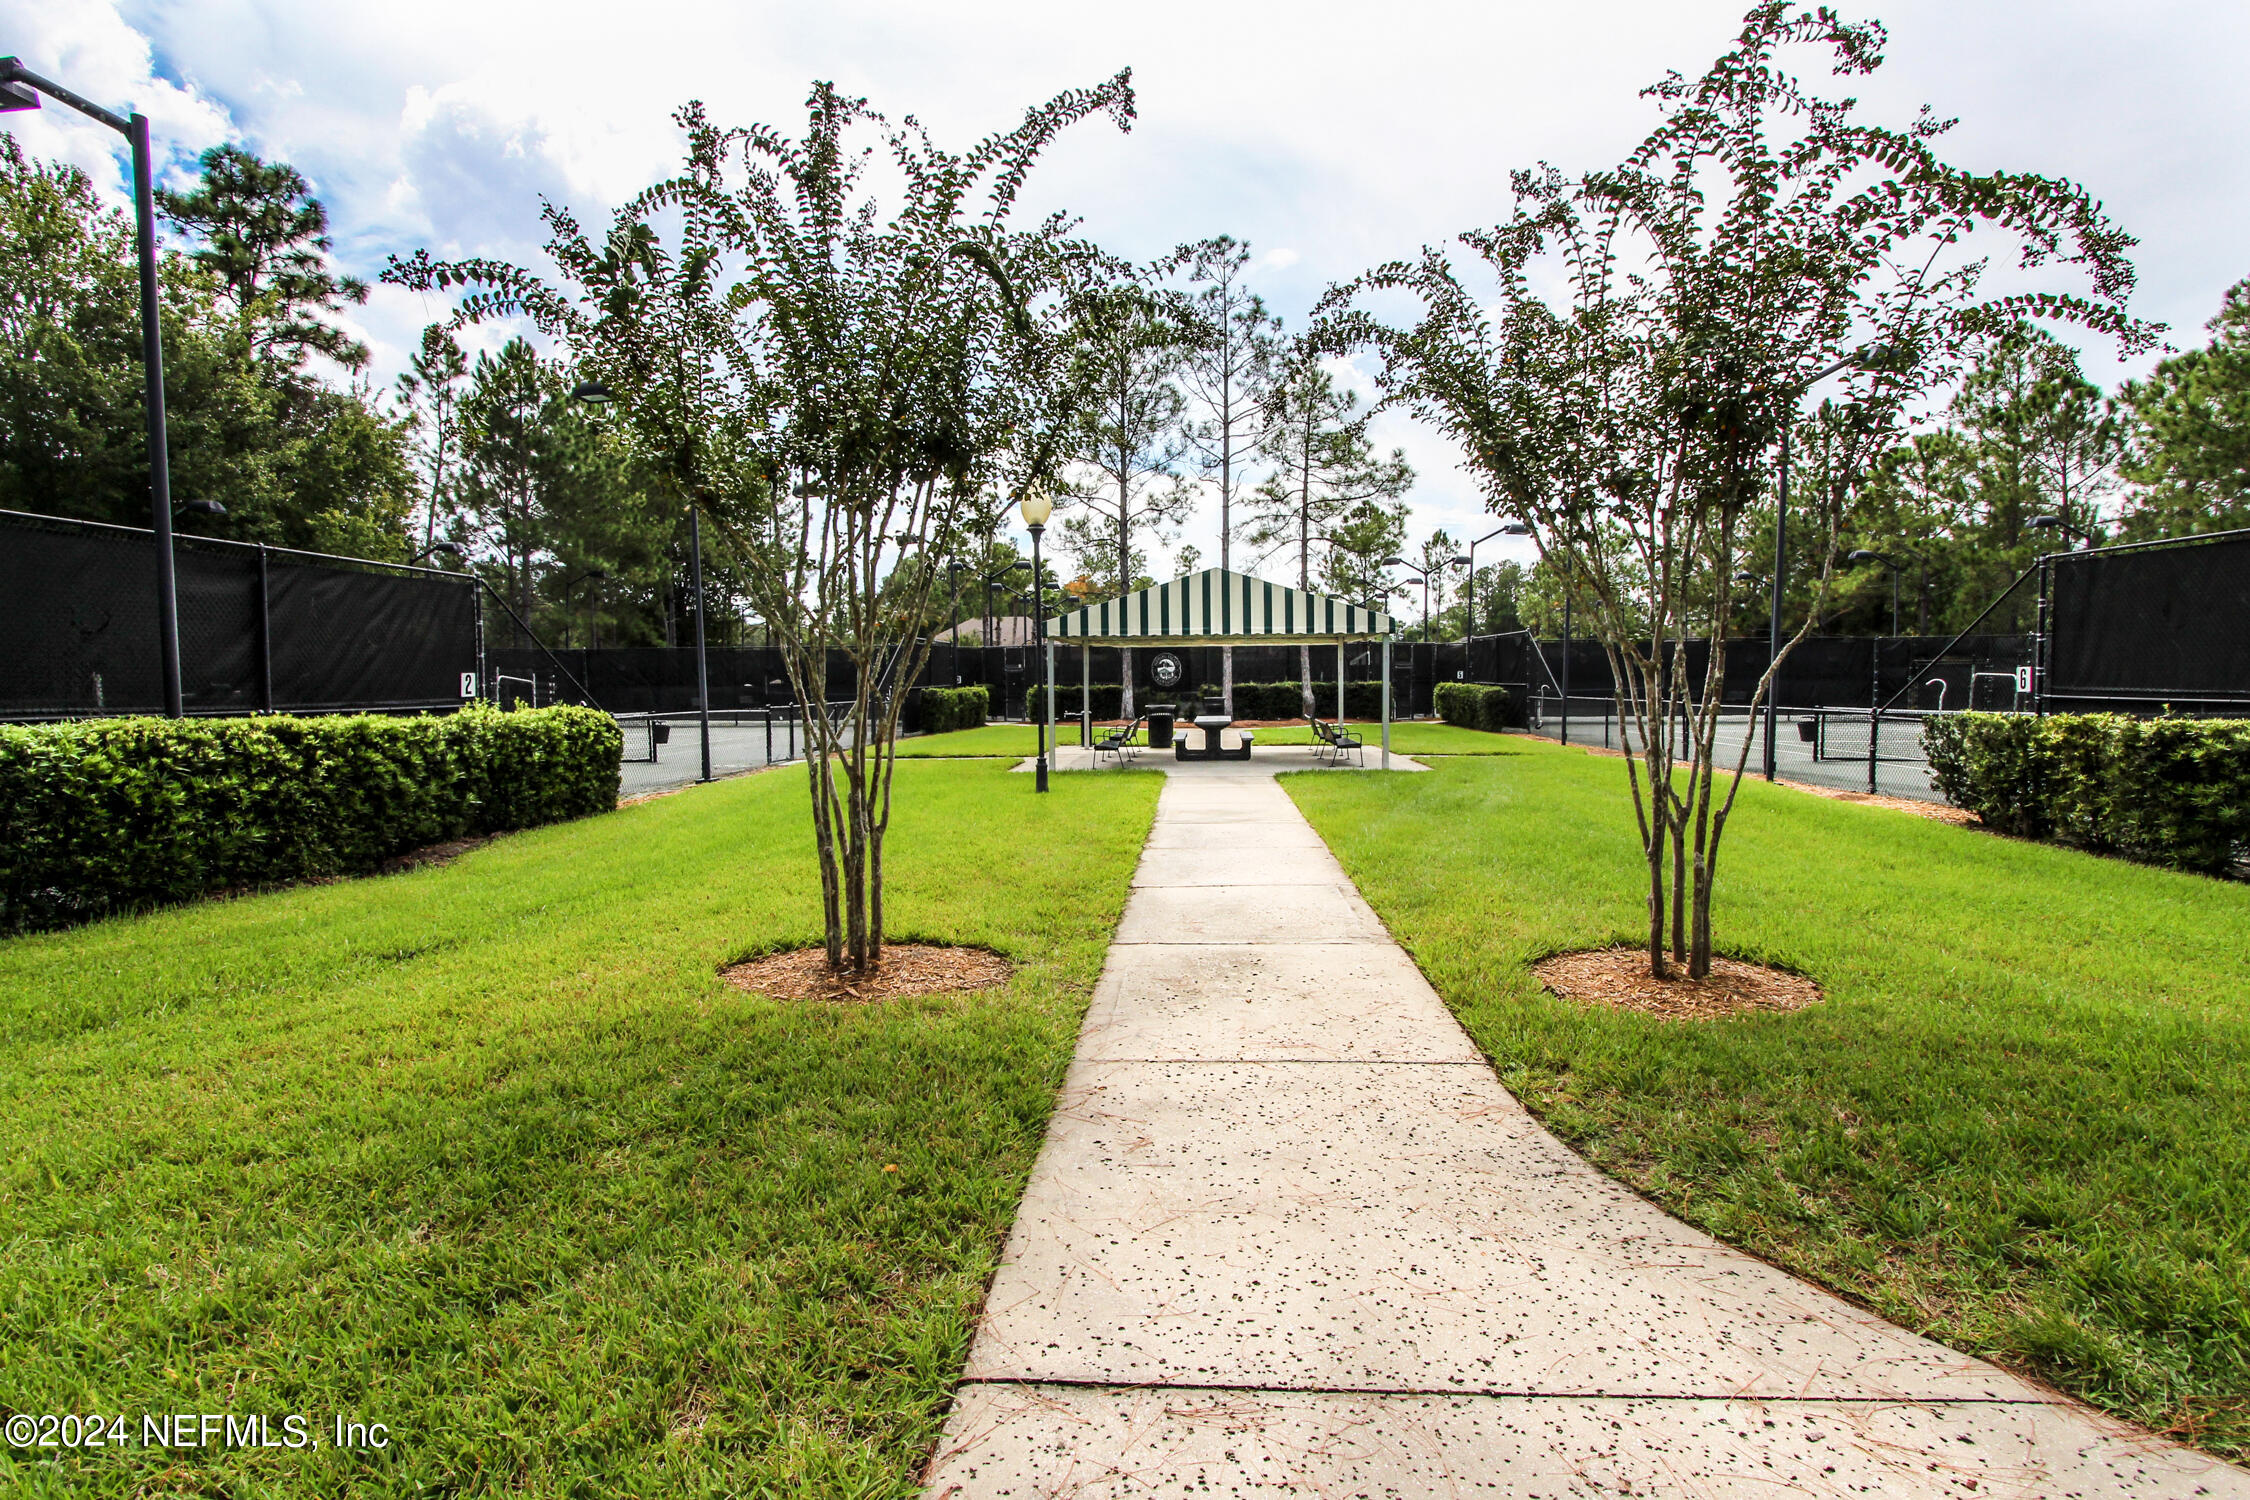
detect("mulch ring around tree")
[719,943,1013,1004]
[1532,946,1823,1021]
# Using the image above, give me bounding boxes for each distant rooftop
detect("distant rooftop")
[932,615,1036,647]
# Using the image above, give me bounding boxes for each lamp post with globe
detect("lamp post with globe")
[1020,487,1054,791]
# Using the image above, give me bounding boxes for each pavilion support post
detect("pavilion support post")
[1081,642,1090,747]
[1336,642,1345,723]
[1381,635,1392,770]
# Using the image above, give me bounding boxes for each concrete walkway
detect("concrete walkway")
[925,760,2248,1498]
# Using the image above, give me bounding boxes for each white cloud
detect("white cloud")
[2,0,233,192]
[9,0,2247,566]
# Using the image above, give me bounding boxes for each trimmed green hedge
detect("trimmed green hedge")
[1923,712,2250,875]
[1433,682,1517,732]
[0,705,622,932]
[1231,680,1397,720]
[1029,683,1125,721]
[916,685,989,734]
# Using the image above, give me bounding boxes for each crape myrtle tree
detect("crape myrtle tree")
[1247,351,1412,711]
[391,74,1135,973]
[1166,235,1280,713]
[1320,2,2152,979]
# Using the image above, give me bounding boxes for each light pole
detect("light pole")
[980,558,1030,715]
[1764,343,1892,780]
[1020,487,1054,792]
[4,58,184,715]
[1845,549,1930,636]
[1382,554,1471,640]
[572,378,711,781]
[1463,522,1532,640]
[944,559,965,688]
[2029,514,2095,550]
[561,567,607,650]
[684,506,711,781]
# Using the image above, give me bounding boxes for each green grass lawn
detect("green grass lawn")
[893,723,1045,757]
[0,762,1161,1496]
[902,719,1515,757]
[1285,740,2250,1460]
[1243,720,1517,754]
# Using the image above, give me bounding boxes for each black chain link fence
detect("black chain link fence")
[2,509,479,719]
[16,506,2241,793]
[2044,528,2250,715]
[1435,529,2250,798]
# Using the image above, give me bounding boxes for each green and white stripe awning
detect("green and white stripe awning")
[1045,568,1394,644]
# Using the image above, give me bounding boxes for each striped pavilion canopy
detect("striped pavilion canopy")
[1045,568,1395,644]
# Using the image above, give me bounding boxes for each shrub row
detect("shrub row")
[1028,683,1126,721]
[916,685,989,734]
[1922,712,2250,875]
[1027,680,1399,722]
[0,704,623,932]
[1433,682,1519,732]
[1225,680,1396,720]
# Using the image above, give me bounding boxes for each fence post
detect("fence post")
[473,579,486,706]
[1380,634,1392,769]
[255,544,274,713]
[2033,555,2052,717]
[1560,598,1573,744]
[1867,640,1880,794]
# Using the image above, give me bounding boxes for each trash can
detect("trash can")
[1146,706,1176,750]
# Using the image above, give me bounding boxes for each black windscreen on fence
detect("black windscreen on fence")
[2047,530,2250,709]
[1,509,479,719]
[1432,631,2033,713]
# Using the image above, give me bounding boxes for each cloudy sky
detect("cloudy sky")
[8,0,2245,582]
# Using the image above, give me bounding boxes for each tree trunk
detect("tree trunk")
[1671,798,1688,962]
[1118,479,1134,718]
[1221,397,1235,717]
[1299,499,1316,717]
[806,726,844,971]
[1646,795,1668,980]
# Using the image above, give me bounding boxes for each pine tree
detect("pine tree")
[1061,285,1192,717]
[1247,355,1411,710]
[2118,278,2250,538]
[1167,236,1279,713]
[157,145,369,373]
[395,324,469,556]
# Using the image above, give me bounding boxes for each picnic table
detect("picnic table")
[1175,712,1254,762]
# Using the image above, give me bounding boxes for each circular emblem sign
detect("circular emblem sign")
[1149,651,1185,690]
